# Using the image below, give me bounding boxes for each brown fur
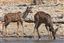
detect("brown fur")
[34,11,57,40]
[3,11,23,36]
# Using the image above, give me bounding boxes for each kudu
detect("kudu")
[22,7,58,40]
[34,11,58,40]
[2,7,32,37]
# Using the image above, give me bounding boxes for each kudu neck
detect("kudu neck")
[22,10,29,19]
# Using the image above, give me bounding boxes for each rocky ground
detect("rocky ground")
[0,3,64,37]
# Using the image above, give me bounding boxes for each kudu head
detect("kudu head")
[22,6,33,19]
[26,6,33,13]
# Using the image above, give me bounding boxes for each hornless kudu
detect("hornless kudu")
[3,11,23,37]
[34,11,58,40]
[2,7,32,37]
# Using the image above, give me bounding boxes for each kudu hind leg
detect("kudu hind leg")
[16,21,20,37]
[2,22,5,38]
[3,22,9,37]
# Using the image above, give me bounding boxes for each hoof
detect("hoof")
[38,36,41,40]
[39,36,41,39]
[38,38,41,40]
[53,37,56,40]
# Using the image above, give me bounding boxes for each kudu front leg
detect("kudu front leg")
[34,22,41,40]
[20,20,25,37]
[16,21,20,37]
[49,26,56,40]
[4,22,9,37]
